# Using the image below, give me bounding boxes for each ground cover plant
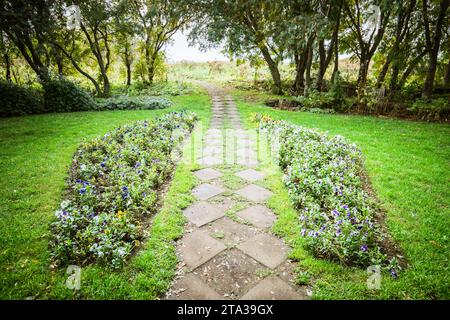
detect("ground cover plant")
[96,96,172,111]
[256,115,396,270]
[50,111,197,268]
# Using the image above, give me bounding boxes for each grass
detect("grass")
[232,89,450,299]
[0,88,210,299]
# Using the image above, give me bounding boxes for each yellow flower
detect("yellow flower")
[117,210,126,218]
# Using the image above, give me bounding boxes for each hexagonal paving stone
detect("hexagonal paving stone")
[192,183,225,200]
[237,233,289,269]
[179,230,226,269]
[194,168,223,181]
[235,169,266,182]
[198,249,269,299]
[236,205,276,228]
[236,184,273,203]
[206,217,259,246]
[240,275,306,300]
[167,273,223,300]
[183,201,225,227]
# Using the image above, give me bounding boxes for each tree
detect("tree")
[132,0,192,85]
[0,0,54,82]
[421,0,449,98]
[190,0,285,94]
[342,0,392,99]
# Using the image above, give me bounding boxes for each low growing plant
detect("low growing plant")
[49,111,197,268]
[256,115,391,268]
[96,96,172,111]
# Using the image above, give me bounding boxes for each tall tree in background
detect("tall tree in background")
[343,0,392,99]
[132,0,192,85]
[0,0,54,82]
[421,0,449,99]
[190,0,285,94]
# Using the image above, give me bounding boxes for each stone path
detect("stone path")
[165,84,307,300]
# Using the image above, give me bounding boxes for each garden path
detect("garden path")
[165,83,307,300]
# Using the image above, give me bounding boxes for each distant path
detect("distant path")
[165,82,306,300]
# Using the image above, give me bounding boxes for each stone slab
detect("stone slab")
[240,275,306,300]
[183,201,225,227]
[236,184,273,203]
[194,168,223,181]
[167,273,223,300]
[237,233,288,269]
[192,183,225,200]
[179,230,226,269]
[235,169,265,182]
[236,205,276,228]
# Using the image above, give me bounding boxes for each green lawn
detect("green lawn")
[233,89,450,299]
[0,90,211,299]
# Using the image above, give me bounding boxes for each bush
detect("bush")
[0,80,44,117]
[42,78,96,112]
[96,96,172,111]
[408,98,450,121]
[293,90,337,110]
[49,111,198,268]
[257,115,388,267]
[121,82,193,96]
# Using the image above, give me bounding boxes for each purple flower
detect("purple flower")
[390,269,398,279]
[336,228,341,236]
[100,162,106,168]
[332,209,340,217]
[79,188,86,195]
[360,244,368,252]
[301,228,306,236]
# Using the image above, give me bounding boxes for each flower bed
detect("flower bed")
[50,111,197,268]
[257,115,388,267]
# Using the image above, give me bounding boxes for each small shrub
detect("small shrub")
[0,80,44,117]
[408,98,450,121]
[257,115,387,267]
[49,111,198,268]
[96,96,172,111]
[42,78,96,112]
[293,90,336,110]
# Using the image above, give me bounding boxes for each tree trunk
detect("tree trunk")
[4,53,11,81]
[126,61,131,86]
[292,52,306,95]
[422,52,438,98]
[304,41,313,95]
[331,33,339,83]
[444,59,450,88]
[259,44,282,94]
[357,53,370,99]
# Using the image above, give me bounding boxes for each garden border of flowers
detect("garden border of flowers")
[255,114,403,276]
[49,111,198,268]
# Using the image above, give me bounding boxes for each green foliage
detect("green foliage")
[42,78,96,113]
[294,90,337,110]
[96,96,172,111]
[121,82,194,97]
[409,98,450,121]
[49,111,197,268]
[258,116,387,267]
[0,80,44,117]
